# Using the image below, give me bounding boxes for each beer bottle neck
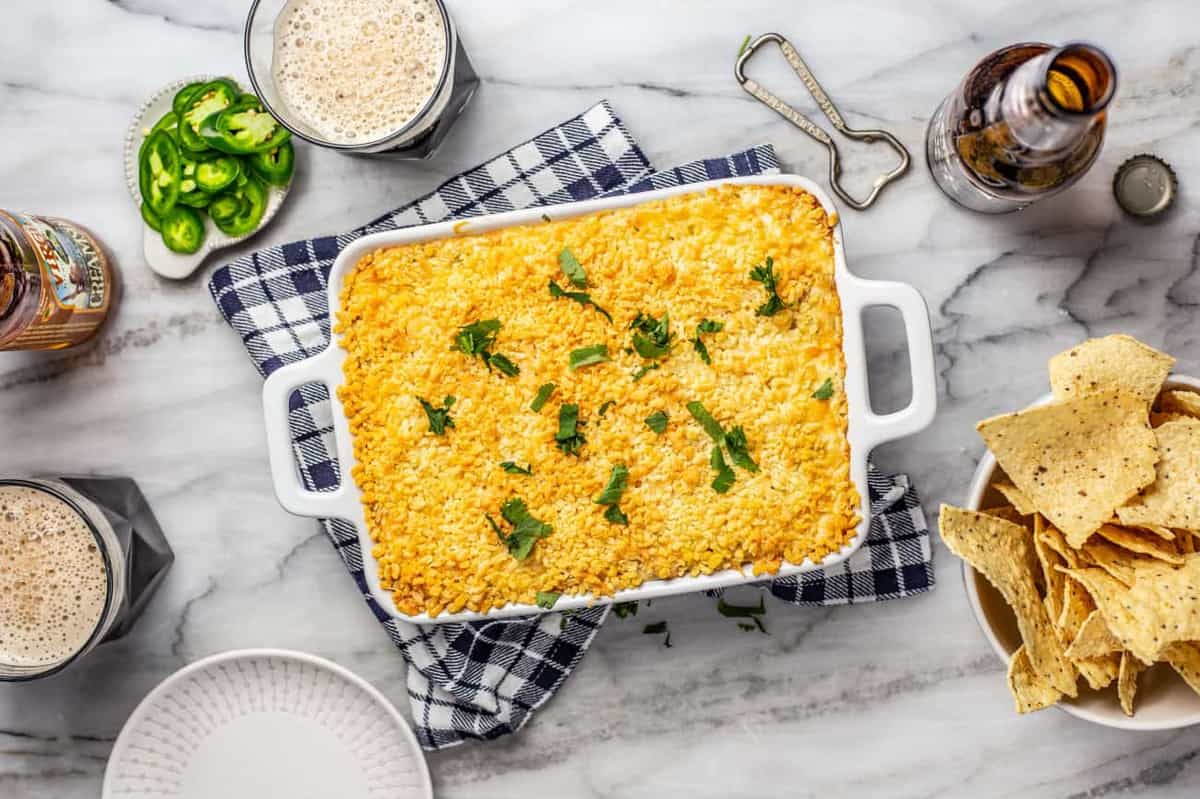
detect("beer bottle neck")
[997,43,1116,152]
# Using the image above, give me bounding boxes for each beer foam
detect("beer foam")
[272,0,447,144]
[0,485,108,667]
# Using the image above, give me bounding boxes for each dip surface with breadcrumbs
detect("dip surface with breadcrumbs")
[335,184,860,616]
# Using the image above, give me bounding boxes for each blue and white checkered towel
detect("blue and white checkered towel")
[210,101,934,750]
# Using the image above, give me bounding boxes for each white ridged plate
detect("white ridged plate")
[124,75,292,279]
[102,649,431,799]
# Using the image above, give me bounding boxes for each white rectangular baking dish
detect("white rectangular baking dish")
[261,175,937,623]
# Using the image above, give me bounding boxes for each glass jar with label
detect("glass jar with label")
[0,210,116,351]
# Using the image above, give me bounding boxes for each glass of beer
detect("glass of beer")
[0,480,126,681]
[243,0,479,158]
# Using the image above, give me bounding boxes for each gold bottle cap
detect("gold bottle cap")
[1113,154,1177,219]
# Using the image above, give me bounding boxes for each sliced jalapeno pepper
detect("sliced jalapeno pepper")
[140,203,162,231]
[213,174,268,237]
[179,79,238,154]
[195,155,241,193]
[207,193,243,224]
[177,187,212,208]
[247,141,294,186]
[160,206,205,254]
[138,129,181,217]
[172,82,206,118]
[200,100,291,154]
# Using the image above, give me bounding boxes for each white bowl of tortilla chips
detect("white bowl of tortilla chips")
[949,335,1200,729]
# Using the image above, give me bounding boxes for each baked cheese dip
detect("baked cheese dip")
[335,184,860,616]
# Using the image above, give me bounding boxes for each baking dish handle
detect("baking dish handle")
[261,349,353,518]
[844,279,937,450]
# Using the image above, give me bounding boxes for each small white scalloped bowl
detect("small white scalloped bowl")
[962,374,1200,730]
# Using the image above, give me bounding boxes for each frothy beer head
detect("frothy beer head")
[0,485,108,667]
[272,0,448,144]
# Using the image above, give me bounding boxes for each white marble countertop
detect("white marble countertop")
[4,1,1200,796]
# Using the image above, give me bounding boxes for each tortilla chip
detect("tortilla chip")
[1163,642,1200,697]
[1117,522,1175,541]
[941,506,1077,695]
[1056,581,1118,690]
[1118,651,1142,716]
[977,390,1158,547]
[1049,334,1174,406]
[1159,389,1200,418]
[1066,610,1123,659]
[1035,534,1066,619]
[1080,538,1142,585]
[1117,420,1200,530]
[1067,557,1200,664]
[982,505,1028,525]
[1151,411,1190,428]
[1180,531,1197,555]
[993,478,1037,516]
[1007,645,1063,713]
[1096,524,1183,564]
[1037,521,1079,567]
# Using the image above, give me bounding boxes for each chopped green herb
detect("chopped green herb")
[723,425,759,473]
[686,401,726,443]
[486,352,520,377]
[500,461,532,475]
[490,497,554,560]
[530,382,556,412]
[598,400,616,417]
[629,311,674,359]
[631,363,660,382]
[548,280,613,323]
[644,410,669,435]
[613,601,639,619]
[749,256,790,317]
[691,318,724,365]
[710,444,736,494]
[594,463,629,506]
[452,318,518,376]
[452,318,500,358]
[417,395,456,435]
[737,33,752,58]
[604,504,630,525]
[812,378,835,400]
[558,246,588,288]
[716,596,765,618]
[643,621,672,647]
[536,590,561,609]
[555,403,587,456]
[569,343,610,371]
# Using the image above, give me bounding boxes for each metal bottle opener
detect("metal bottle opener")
[735,32,910,210]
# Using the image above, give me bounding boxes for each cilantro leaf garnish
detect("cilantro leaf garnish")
[613,601,639,619]
[555,403,587,456]
[594,463,629,506]
[569,344,610,371]
[691,318,724,365]
[598,400,616,417]
[530,382,556,412]
[417,395,456,435]
[723,425,759,473]
[536,590,561,609]
[686,401,726,443]
[604,505,630,525]
[558,247,588,288]
[629,311,674,359]
[453,318,499,357]
[452,318,519,376]
[812,378,835,400]
[486,352,520,377]
[489,497,553,560]
[716,596,765,618]
[500,461,532,475]
[749,256,790,317]
[643,620,672,647]
[631,363,660,382]
[710,445,736,493]
[549,280,613,323]
[644,410,669,434]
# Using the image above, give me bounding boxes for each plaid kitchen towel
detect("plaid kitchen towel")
[210,101,934,751]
